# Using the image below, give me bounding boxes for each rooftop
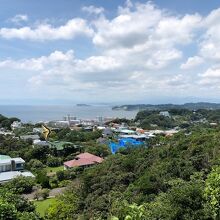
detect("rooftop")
[0,157,25,165]
[64,152,103,168]
[20,134,40,140]
[0,171,35,183]
[0,155,11,160]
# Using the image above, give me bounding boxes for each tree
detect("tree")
[0,199,17,220]
[36,170,50,188]
[27,159,45,172]
[46,188,79,220]
[204,166,220,219]
[111,202,146,220]
[46,156,62,167]
[5,176,35,194]
[0,188,39,220]
[17,212,41,220]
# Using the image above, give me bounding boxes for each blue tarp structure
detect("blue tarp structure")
[109,138,143,154]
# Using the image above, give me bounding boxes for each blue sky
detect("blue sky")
[0,0,220,104]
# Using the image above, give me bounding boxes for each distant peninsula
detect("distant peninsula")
[112,102,220,111]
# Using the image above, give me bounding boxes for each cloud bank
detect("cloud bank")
[1,1,220,101]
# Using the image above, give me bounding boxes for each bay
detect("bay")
[0,105,138,123]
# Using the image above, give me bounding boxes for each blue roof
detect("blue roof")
[109,138,143,154]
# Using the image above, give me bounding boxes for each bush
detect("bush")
[56,171,65,182]
[27,159,45,171]
[58,180,72,187]
[35,170,50,188]
[46,156,62,167]
[49,176,59,188]
[0,199,17,220]
[5,176,35,194]
[40,188,50,200]
[56,170,76,182]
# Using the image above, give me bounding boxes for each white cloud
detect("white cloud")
[10,14,28,24]
[180,56,204,69]
[201,67,220,78]
[125,0,133,8]
[0,50,74,71]
[199,8,220,61]
[4,1,220,101]
[199,67,220,87]
[0,18,93,41]
[155,14,202,45]
[90,2,202,72]
[93,2,163,48]
[82,5,104,15]
[93,3,201,49]
[0,1,203,101]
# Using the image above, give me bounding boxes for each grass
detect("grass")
[45,166,64,173]
[34,198,57,217]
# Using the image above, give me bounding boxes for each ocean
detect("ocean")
[0,105,138,123]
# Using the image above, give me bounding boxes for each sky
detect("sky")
[1,0,220,104]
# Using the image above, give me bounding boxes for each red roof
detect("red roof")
[64,152,104,168]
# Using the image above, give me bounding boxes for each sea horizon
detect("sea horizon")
[0,105,138,123]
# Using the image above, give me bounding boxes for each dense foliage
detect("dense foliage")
[51,125,220,219]
[2,110,220,219]
[0,187,40,220]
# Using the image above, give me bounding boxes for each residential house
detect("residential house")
[64,152,103,169]
[0,155,34,184]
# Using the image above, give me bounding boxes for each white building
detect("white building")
[11,121,23,130]
[33,139,50,146]
[33,127,43,134]
[0,155,34,183]
[159,111,170,117]
[0,157,25,172]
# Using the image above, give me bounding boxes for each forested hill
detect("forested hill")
[47,124,220,219]
[112,102,220,111]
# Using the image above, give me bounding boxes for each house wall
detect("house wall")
[0,162,24,172]
[0,164,11,172]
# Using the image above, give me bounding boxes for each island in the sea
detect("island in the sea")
[76,104,91,107]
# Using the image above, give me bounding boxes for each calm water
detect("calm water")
[0,105,138,123]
